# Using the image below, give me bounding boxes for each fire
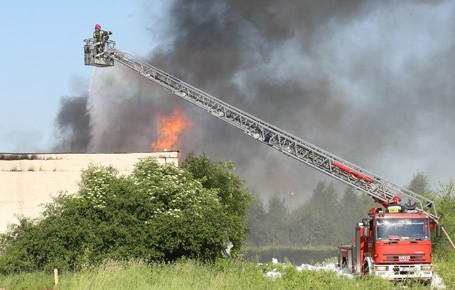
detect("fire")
[152,108,194,151]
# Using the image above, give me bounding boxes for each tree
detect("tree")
[0,157,251,273]
[263,195,290,246]
[182,153,253,256]
[339,187,375,243]
[291,182,341,246]
[246,195,268,246]
[407,172,431,196]
[431,180,455,251]
[339,187,359,242]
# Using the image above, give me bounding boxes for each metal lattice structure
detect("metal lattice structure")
[84,40,439,222]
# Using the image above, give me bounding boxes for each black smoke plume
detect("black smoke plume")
[53,95,91,152]
[55,1,455,203]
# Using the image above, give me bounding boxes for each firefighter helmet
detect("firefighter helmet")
[392,196,401,203]
[95,24,101,29]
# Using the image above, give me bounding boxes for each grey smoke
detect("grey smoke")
[54,0,455,203]
[53,95,91,152]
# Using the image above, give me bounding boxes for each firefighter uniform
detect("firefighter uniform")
[387,202,404,213]
[93,24,112,54]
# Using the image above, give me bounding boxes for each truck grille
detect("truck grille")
[392,265,417,275]
[384,254,425,263]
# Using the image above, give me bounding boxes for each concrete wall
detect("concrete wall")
[0,152,178,232]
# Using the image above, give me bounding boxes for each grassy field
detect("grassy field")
[0,258,445,290]
[433,249,455,288]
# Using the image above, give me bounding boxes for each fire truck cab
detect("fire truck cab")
[339,208,434,281]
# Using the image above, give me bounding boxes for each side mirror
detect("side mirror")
[436,224,442,238]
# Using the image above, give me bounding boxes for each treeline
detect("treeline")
[246,181,374,246]
[246,172,446,247]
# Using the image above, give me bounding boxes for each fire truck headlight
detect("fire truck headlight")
[374,265,388,271]
[421,265,432,271]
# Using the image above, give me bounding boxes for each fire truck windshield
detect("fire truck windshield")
[376,218,430,241]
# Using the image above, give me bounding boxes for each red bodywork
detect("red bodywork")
[370,212,432,265]
[375,241,432,264]
[340,210,434,280]
[332,161,373,183]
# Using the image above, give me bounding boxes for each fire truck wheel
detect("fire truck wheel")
[363,258,373,275]
[363,261,369,275]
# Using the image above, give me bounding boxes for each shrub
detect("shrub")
[0,156,252,273]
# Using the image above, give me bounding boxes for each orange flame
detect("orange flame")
[152,108,194,151]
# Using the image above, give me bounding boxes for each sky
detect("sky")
[0,1,454,204]
[0,0,165,152]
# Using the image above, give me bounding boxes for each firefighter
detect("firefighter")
[387,196,404,213]
[93,24,112,54]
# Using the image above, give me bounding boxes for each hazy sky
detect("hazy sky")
[1,1,453,203]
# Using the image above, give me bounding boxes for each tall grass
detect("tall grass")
[434,249,455,289]
[58,260,275,290]
[0,259,398,290]
[1,256,452,289]
[0,271,54,289]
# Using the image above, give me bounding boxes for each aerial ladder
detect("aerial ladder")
[84,38,448,236]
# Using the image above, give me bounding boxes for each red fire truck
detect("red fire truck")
[338,205,439,281]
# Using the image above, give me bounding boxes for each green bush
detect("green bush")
[183,153,253,257]
[431,180,455,289]
[0,156,253,274]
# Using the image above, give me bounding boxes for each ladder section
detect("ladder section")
[105,48,438,222]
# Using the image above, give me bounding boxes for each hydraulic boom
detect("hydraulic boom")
[84,39,439,223]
